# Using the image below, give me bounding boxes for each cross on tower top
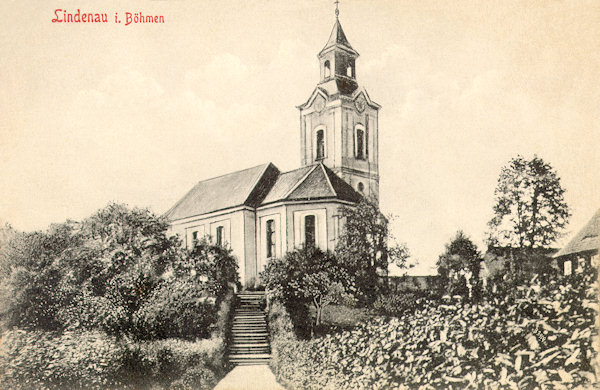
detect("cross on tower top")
[334,0,340,19]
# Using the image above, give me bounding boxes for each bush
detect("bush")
[261,247,355,331]
[120,337,224,389]
[184,239,239,299]
[0,329,227,390]
[0,329,126,389]
[133,280,217,340]
[374,291,439,317]
[268,271,599,389]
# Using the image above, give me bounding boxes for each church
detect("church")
[166,12,381,285]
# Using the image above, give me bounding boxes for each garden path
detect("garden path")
[213,364,285,390]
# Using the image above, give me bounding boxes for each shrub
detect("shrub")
[374,291,438,317]
[268,271,599,389]
[261,247,355,331]
[0,329,126,389]
[133,279,217,340]
[119,337,225,389]
[184,239,239,299]
[0,329,228,390]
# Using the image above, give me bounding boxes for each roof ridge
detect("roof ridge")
[242,163,277,206]
[191,162,271,184]
[319,163,337,197]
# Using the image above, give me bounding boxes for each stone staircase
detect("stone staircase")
[228,291,271,366]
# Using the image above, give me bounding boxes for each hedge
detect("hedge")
[0,291,236,389]
[269,271,599,389]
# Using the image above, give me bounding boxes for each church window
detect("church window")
[346,65,353,77]
[356,128,365,160]
[192,231,198,246]
[316,129,325,160]
[215,226,224,247]
[324,60,331,78]
[266,219,275,258]
[305,215,315,247]
[357,182,364,192]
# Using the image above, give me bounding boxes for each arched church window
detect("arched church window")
[316,129,325,160]
[324,60,331,78]
[305,215,316,248]
[346,65,353,77]
[356,128,365,160]
[357,182,364,192]
[215,226,224,247]
[266,219,275,258]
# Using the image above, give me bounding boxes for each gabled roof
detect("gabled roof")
[261,166,313,204]
[555,208,600,257]
[261,163,362,205]
[164,163,279,221]
[165,163,362,221]
[319,19,358,57]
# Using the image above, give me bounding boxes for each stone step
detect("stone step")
[233,322,266,326]
[231,330,268,335]
[231,336,268,341]
[232,322,267,329]
[228,353,271,361]
[232,318,265,322]
[230,347,270,353]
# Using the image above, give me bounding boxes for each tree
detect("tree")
[488,155,570,249]
[260,247,354,327]
[437,231,482,298]
[0,203,238,339]
[335,196,410,302]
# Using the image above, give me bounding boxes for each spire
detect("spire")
[319,10,358,57]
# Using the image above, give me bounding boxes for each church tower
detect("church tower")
[298,8,381,202]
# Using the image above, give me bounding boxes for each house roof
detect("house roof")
[555,208,600,257]
[164,163,279,221]
[165,162,362,221]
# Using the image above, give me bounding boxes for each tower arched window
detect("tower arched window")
[356,128,365,160]
[324,60,331,78]
[346,65,353,77]
[316,128,325,160]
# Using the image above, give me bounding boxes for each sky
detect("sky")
[1,0,599,275]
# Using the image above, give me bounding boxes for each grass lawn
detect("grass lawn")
[307,304,374,336]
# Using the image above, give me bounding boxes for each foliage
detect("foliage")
[374,291,439,317]
[133,280,217,340]
[0,330,225,390]
[437,230,483,298]
[488,155,570,248]
[175,238,239,299]
[269,270,598,389]
[336,196,410,302]
[0,224,79,330]
[261,247,355,327]
[120,337,224,389]
[0,203,238,340]
[0,329,126,389]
